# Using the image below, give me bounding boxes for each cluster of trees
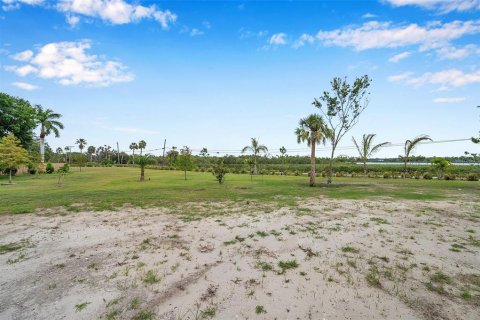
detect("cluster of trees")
[0,93,64,182]
[1,81,478,185]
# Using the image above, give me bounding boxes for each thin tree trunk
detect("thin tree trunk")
[184,170,187,181]
[40,136,45,163]
[310,139,316,187]
[140,166,145,181]
[327,141,335,184]
[253,155,257,175]
[132,151,135,165]
[363,161,367,176]
[403,158,407,179]
[79,151,82,172]
[9,169,12,184]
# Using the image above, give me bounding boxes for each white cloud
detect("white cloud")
[56,0,177,28]
[293,33,315,48]
[388,51,411,62]
[2,0,42,10]
[385,0,480,13]
[436,44,479,59]
[66,14,80,27]
[315,20,480,51]
[7,40,134,87]
[433,97,466,103]
[12,81,38,90]
[362,13,377,19]
[269,33,287,45]
[390,68,480,88]
[189,28,204,37]
[11,49,33,61]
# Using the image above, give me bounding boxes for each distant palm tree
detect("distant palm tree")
[35,105,64,163]
[295,114,331,186]
[352,134,389,176]
[75,138,87,171]
[87,146,96,162]
[56,147,63,163]
[241,138,268,175]
[138,140,147,155]
[129,142,138,164]
[403,135,432,178]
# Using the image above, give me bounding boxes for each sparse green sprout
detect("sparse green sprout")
[143,269,161,284]
[341,246,359,254]
[201,307,216,318]
[278,260,299,274]
[255,305,267,314]
[133,310,155,320]
[74,302,90,312]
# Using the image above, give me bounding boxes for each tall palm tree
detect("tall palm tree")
[295,114,331,186]
[241,138,268,175]
[403,135,432,178]
[75,138,87,171]
[138,140,147,155]
[129,142,138,164]
[87,146,96,162]
[352,134,389,176]
[35,105,64,163]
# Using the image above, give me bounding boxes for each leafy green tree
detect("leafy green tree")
[75,138,87,171]
[295,114,331,186]
[87,146,96,162]
[431,157,450,179]
[402,135,432,178]
[313,75,372,183]
[0,92,37,148]
[129,142,138,164]
[212,158,227,184]
[35,105,64,163]
[0,134,29,183]
[200,147,209,169]
[138,140,147,155]
[166,147,179,167]
[136,154,154,181]
[178,146,194,180]
[352,134,389,176]
[241,138,268,175]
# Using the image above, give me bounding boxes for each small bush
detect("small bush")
[28,163,38,175]
[444,173,456,180]
[423,172,432,180]
[45,162,55,174]
[467,173,479,181]
[383,171,391,179]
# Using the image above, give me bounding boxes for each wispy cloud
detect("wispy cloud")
[385,0,480,13]
[269,33,287,45]
[389,69,480,89]
[388,51,411,63]
[12,81,38,90]
[189,28,204,37]
[7,40,134,87]
[362,12,377,19]
[433,97,466,103]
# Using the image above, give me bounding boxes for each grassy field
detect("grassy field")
[1,167,479,214]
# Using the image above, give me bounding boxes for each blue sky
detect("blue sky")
[1,0,479,158]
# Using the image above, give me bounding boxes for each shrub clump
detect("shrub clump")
[467,173,479,181]
[45,162,55,174]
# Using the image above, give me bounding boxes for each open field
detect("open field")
[0,167,479,214]
[1,168,480,319]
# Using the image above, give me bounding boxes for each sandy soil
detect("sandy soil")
[1,198,479,320]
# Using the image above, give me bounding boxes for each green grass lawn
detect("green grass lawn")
[1,167,479,214]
